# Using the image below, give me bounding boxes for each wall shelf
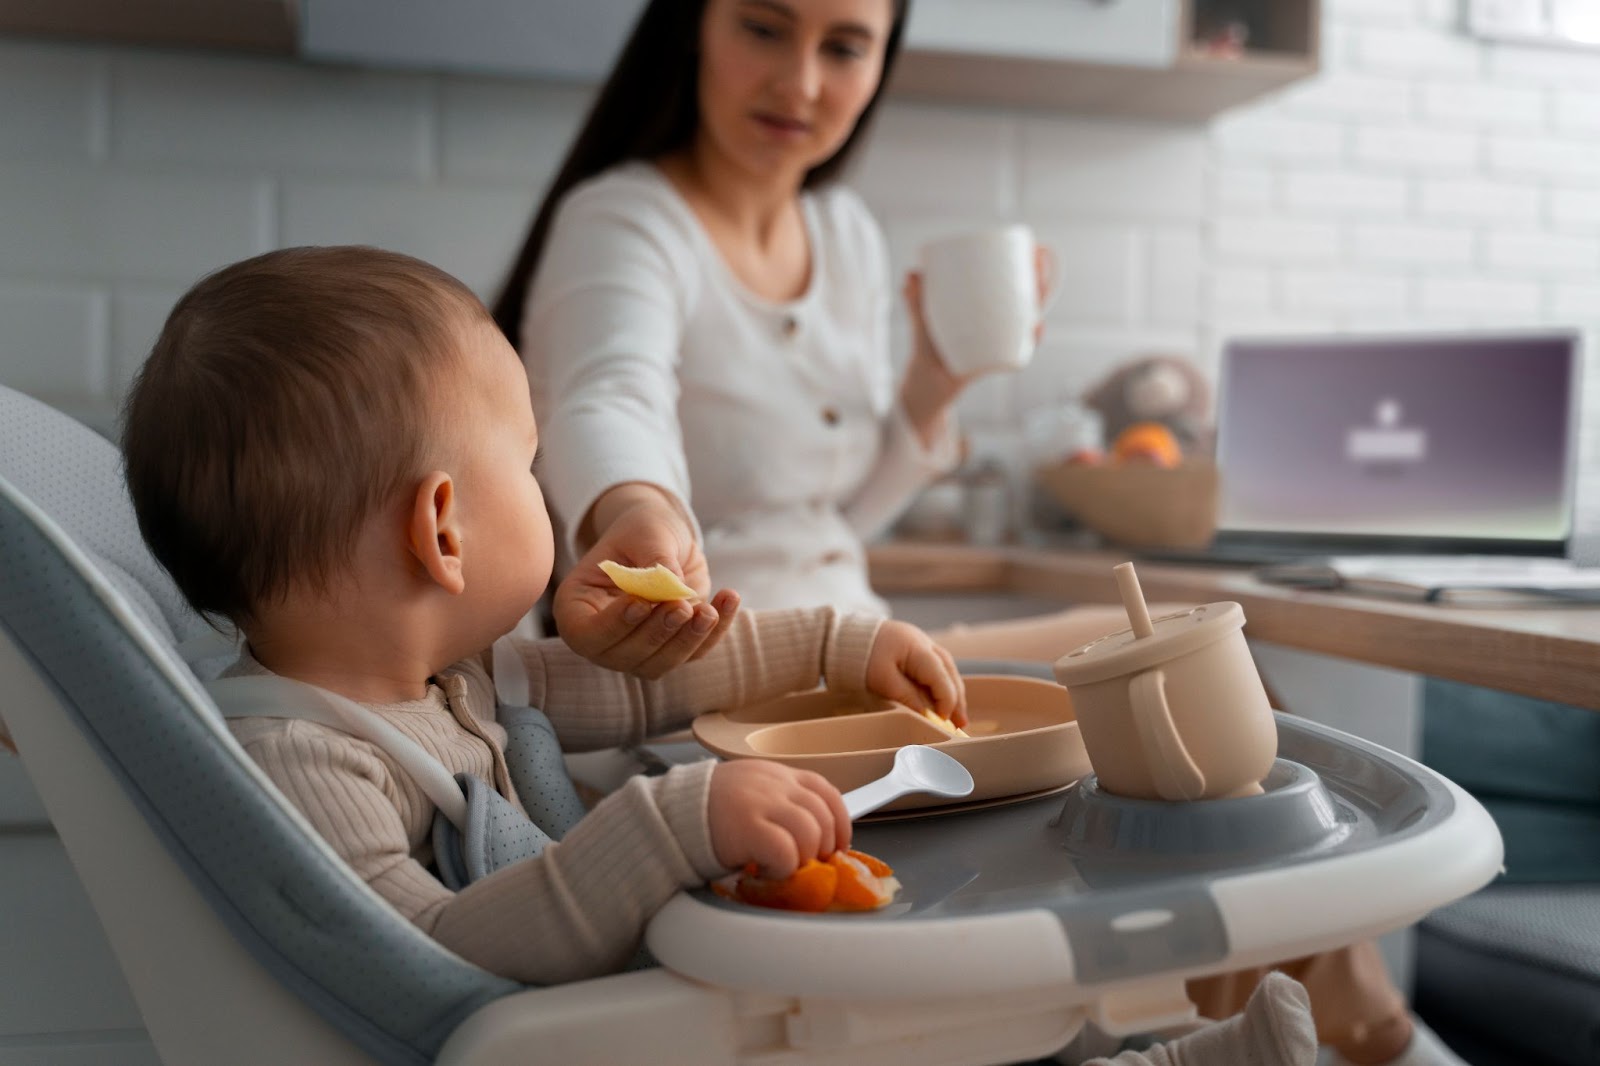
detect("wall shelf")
[891,47,1316,122]
[890,0,1319,121]
[0,0,296,54]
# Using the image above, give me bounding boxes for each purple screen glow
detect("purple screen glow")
[1215,334,1578,541]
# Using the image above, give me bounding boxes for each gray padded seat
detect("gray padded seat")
[1416,679,1600,1066]
[1417,885,1600,1066]
[0,387,519,1065]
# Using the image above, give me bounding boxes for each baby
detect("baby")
[120,246,1315,1064]
[121,245,966,985]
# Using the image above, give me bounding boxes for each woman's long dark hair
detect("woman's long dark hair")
[491,0,910,347]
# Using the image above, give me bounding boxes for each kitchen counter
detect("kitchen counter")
[869,541,1600,712]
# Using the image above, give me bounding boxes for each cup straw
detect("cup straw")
[1114,562,1155,639]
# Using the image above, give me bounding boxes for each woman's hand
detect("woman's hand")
[861,619,968,729]
[553,483,740,678]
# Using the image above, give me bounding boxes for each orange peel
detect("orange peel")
[828,851,899,911]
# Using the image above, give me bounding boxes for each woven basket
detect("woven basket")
[1035,460,1219,549]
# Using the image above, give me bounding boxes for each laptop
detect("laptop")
[1143,330,1583,566]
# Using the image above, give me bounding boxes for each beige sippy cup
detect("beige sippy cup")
[1052,562,1277,802]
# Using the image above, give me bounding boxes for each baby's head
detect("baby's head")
[123,246,552,660]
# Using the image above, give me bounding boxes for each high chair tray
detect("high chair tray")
[648,714,1503,1001]
[692,674,1092,812]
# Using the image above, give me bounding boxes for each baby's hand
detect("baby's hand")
[865,620,968,729]
[707,760,850,878]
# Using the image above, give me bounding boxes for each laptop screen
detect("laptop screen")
[1214,332,1581,554]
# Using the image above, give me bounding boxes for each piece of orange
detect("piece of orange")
[712,849,899,913]
[1111,422,1183,468]
[728,859,838,913]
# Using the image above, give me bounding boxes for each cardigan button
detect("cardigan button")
[821,406,841,426]
[781,315,799,338]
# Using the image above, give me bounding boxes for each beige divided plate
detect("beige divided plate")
[692,675,1091,813]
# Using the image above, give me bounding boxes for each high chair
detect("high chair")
[0,383,1504,1066]
[0,384,1093,1065]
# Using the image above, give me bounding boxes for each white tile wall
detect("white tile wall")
[112,52,436,179]
[5,2,1598,489]
[0,42,105,162]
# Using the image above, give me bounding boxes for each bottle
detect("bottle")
[962,460,1012,546]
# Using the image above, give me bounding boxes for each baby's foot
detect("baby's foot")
[1087,971,1318,1066]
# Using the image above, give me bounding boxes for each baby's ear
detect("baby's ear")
[408,471,465,595]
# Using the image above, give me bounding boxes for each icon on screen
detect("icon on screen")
[1347,397,1427,470]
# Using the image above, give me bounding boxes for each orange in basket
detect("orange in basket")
[713,850,898,913]
[1111,422,1183,468]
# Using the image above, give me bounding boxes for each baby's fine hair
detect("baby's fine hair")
[122,245,490,626]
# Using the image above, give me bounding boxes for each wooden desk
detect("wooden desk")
[870,543,1600,712]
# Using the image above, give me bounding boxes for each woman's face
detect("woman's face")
[696,0,894,181]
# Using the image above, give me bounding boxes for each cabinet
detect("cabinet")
[1,0,1318,122]
[903,0,1180,69]
[300,0,643,83]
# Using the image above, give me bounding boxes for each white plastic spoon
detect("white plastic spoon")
[842,745,975,820]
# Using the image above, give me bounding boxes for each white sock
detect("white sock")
[1085,972,1318,1065]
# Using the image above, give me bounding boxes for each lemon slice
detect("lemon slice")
[598,560,699,602]
[920,708,970,739]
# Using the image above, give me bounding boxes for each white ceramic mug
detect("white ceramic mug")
[918,224,1057,376]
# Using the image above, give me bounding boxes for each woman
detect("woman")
[496,0,971,680]
[493,3,1459,1063]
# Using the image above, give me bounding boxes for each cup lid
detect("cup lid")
[1052,601,1245,687]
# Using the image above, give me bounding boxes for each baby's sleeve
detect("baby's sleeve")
[511,608,882,750]
[431,762,724,985]
[244,720,723,986]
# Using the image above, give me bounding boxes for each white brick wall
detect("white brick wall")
[12,2,1600,499]
[0,37,1210,456]
[16,33,1578,544]
[3,0,1600,491]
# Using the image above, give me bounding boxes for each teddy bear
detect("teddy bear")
[1082,354,1214,459]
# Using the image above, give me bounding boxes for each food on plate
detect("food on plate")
[1111,422,1183,468]
[920,708,970,739]
[713,849,900,913]
[597,560,699,602]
